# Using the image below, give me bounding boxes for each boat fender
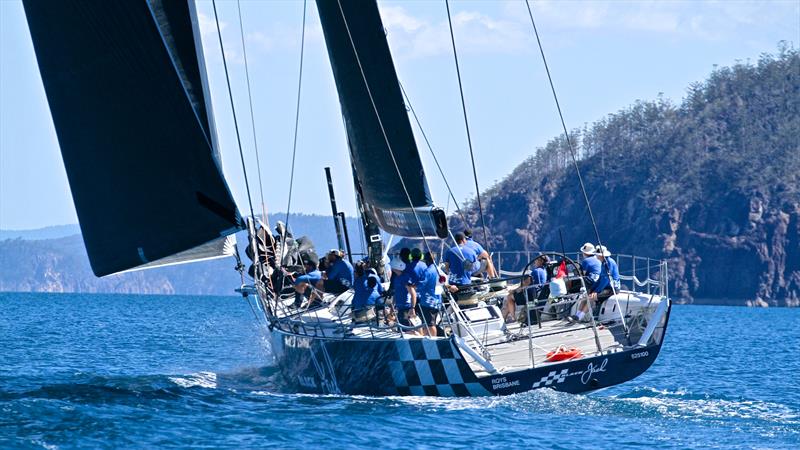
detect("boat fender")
[545,346,582,362]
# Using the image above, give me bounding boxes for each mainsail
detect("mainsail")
[23,0,242,277]
[316,0,447,239]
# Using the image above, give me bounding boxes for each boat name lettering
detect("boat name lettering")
[630,351,649,360]
[581,358,608,384]
[491,376,520,390]
[285,335,312,349]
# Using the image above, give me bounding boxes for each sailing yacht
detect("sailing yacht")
[22,0,670,397]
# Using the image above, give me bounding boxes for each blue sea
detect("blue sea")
[1,293,798,449]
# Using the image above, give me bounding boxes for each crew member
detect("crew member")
[589,245,620,302]
[292,257,322,308]
[464,229,498,278]
[390,256,420,335]
[417,252,442,336]
[579,242,601,288]
[319,249,354,295]
[443,232,478,291]
[408,248,427,285]
[351,261,383,322]
[502,254,548,322]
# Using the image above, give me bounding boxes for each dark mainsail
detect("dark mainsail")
[23,0,242,276]
[316,0,447,239]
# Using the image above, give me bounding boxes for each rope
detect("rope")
[334,0,435,257]
[444,0,489,246]
[235,0,268,226]
[281,0,307,270]
[399,82,467,226]
[211,0,255,223]
[523,1,625,331]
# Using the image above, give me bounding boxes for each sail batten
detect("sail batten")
[316,0,447,238]
[23,0,243,277]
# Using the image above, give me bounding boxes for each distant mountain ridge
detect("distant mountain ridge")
[0,213,364,295]
[0,224,81,240]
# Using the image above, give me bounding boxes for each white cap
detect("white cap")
[595,245,611,257]
[580,242,595,255]
[390,257,406,272]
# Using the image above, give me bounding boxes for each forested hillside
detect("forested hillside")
[456,48,799,306]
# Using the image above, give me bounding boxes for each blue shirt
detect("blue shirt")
[406,260,427,286]
[580,256,601,285]
[418,263,441,309]
[465,237,485,255]
[326,258,354,288]
[531,267,547,285]
[392,270,413,311]
[443,244,477,285]
[592,257,620,293]
[294,269,322,286]
[352,273,383,309]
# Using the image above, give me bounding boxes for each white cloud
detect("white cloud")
[529,0,798,41]
[379,4,531,60]
[198,12,226,37]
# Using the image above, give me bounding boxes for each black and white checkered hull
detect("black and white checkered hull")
[270,317,669,397]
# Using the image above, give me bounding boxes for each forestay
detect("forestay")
[316,0,447,239]
[23,0,242,276]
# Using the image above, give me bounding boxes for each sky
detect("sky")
[1,0,798,230]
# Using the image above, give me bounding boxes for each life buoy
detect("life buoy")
[546,346,582,362]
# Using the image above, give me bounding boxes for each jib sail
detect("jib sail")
[316,0,447,239]
[23,0,242,276]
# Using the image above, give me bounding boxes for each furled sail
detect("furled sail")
[23,0,242,276]
[316,0,448,239]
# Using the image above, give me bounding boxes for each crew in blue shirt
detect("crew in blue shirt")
[591,246,620,297]
[573,245,620,323]
[443,232,478,286]
[351,262,383,311]
[322,250,354,295]
[389,256,420,335]
[417,252,442,336]
[579,242,601,287]
[407,248,427,285]
[463,229,498,278]
[502,254,549,322]
[293,258,323,308]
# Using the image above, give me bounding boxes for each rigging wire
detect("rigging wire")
[444,0,489,246]
[334,0,436,258]
[211,0,256,223]
[523,1,625,330]
[281,0,308,269]
[522,0,608,272]
[399,82,467,226]
[235,0,268,226]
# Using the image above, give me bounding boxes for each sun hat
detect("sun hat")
[580,242,595,255]
[595,245,611,257]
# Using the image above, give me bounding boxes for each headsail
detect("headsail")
[23,0,242,276]
[316,0,447,239]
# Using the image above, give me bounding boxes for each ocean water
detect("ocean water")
[1,293,797,449]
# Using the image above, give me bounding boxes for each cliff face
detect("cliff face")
[459,50,799,306]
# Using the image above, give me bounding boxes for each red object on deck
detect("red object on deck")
[546,346,583,362]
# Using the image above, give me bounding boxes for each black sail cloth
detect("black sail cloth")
[316,0,447,239]
[23,0,242,276]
